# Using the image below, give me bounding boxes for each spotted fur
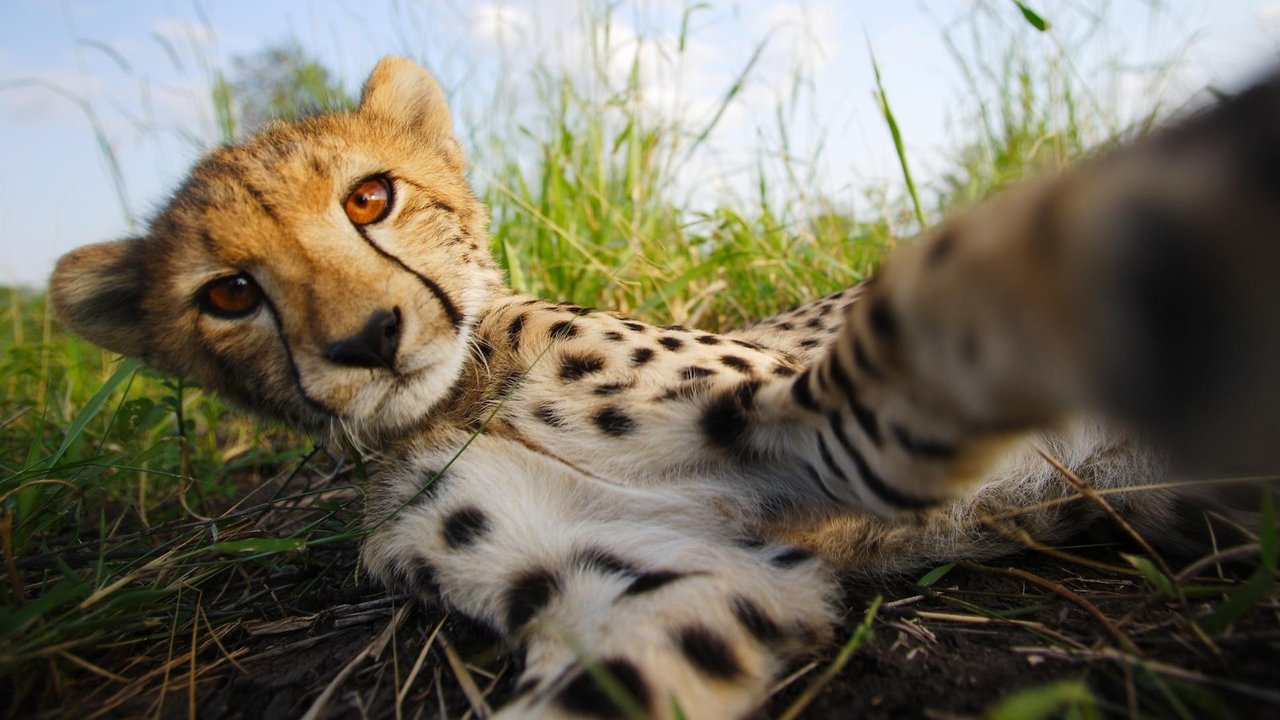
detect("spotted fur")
[49,57,1280,719]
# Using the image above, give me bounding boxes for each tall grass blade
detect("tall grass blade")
[46,358,140,470]
[1199,488,1276,633]
[688,37,768,152]
[778,596,881,720]
[868,47,925,228]
[916,562,955,588]
[1011,2,1051,32]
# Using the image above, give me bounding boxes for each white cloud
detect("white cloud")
[470,4,533,47]
[1258,2,1280,23]
[753,2,838,77]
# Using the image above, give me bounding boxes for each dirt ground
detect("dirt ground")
[38,555,1278,719]
[9,460,1279,719]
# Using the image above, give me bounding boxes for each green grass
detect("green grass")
[3,2,1278,718]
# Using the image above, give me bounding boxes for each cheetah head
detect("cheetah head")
[50,57,501,437]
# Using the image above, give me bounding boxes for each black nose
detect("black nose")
[326,308,402,369]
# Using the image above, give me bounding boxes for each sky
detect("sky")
[2,0,1279,288]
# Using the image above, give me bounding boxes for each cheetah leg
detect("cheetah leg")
[746,68,1280,515]
[362,435,837,719]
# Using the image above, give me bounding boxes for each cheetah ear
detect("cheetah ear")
[49,237,153,359]
[359,56,464,169]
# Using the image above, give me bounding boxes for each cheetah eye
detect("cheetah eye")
[199,273,263,318]
[344,175,393,226]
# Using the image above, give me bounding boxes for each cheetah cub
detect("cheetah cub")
[51,57,1280,718]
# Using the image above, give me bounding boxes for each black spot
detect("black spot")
[654,387,684,402]
[562,304,592,316]
[1106,201,1240,436]
[622,321,647,333]
[675,626,743,680]
[701,382,758,450]
[504,311,524,351]
[576,547,638,577]
[663,324,688,332]
[830,414,936,510]
[816,432,849,482]
[770,547,814,567]
[550,320,579,339]
[630,347,655,366]
[496,370,523,398]
[779,321,795,331]
[592,381,632,396]
[475,336,495,361]
[731,339,763,350]
[890,424,956,459]
[658,336,684,352]
[505,567,560,632]
[442,507,490,548]
[732,596,784,643]
[555,658,652,719]
[806,317,824,330]
[804,462,846,504]
[849,397,882,446]
[772,364,798,377]
[593,406,637,436]
[534,403,567,428]
[720,355,752,374]
[414,469,449,506]
[826,354,855,399]
[868,297,897,342]
[680,365,716,381]
[926,229,955,266]
[393,558,439,596]
[855,468,936,512]
[790,368,820,412]
[852,340,884,381]
[696,334,722,345]
[818,302,834,316]
[561,353,606,381]
[800,338,821,349]
[814,365,832,394]
[622,570,686,596]
[514,675,541,696]
[603,330,625,342]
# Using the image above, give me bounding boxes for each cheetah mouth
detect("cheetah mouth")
[391,363,434,389]
[366,362,441,412]
[338,330,474,428]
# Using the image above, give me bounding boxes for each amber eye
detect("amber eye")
[199,274,262,318]
[344,176,393,225]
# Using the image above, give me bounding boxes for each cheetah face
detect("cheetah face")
[50,58,501,436]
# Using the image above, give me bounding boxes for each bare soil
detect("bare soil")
[8,462,1279,720]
